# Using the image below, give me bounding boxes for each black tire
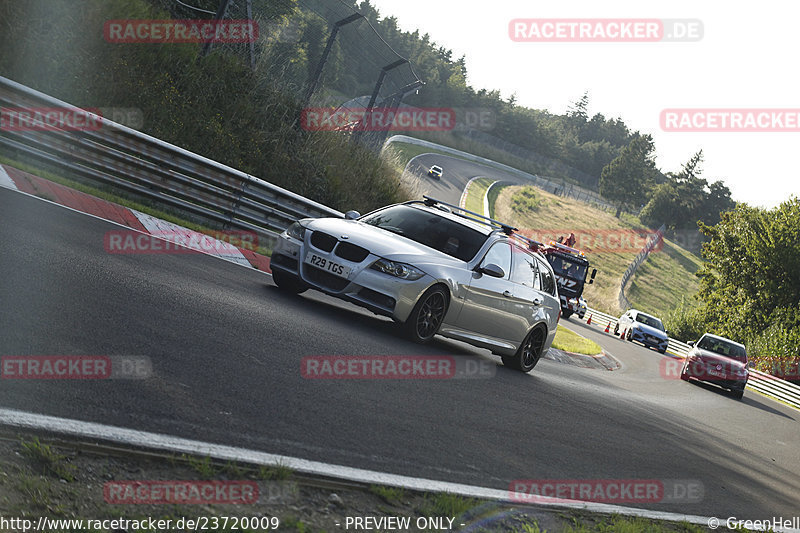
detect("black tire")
[505,327,546,373]
[679,362,690,381]
[659,347,667,354]
[271,268,308,294]
[404,286,449,343]
[613,324,619,335]
[626,329,633,341]
[730,388,744,400]
[562,310,573,319]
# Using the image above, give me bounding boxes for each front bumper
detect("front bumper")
[684,358,748,390]
[271,231,434,322]
[630,329,668,351]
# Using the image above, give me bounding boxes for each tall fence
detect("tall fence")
[148,0,424,151]
[619,224,666,309]
[460,128,598,187]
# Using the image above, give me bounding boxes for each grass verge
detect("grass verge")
[552,325,603,355]
[0,433,718,532]
[464,177,495,215]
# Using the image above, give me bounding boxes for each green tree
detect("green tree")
[696,198,800,340]
[598,134,658,216]
[640,151,735,229]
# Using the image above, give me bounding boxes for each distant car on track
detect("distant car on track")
[427,165,443,180]
[576,297,587,319]
[680,333,748,399]
[270,196,561,372]
[614,309,669,353]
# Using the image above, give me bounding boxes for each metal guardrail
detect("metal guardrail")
[575,307,800,409]
[0,76,343,241]
[618,225,665,309]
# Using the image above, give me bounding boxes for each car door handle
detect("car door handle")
[503,290,512,298]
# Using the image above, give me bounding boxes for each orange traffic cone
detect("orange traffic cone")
[620,327,626,339]
[604,321,611,333]
[586,314,592,325]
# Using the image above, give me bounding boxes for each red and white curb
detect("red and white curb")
[0,164,18,190]
[0,163,270,272]
[130,210,252,267]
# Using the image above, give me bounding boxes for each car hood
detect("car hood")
[305,218,469,268]
[632,323,668,339]
[691,348,748,371]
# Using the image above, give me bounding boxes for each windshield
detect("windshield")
[545,254,587,280]
[635,313,665,331]
[697,336,748,361]
[360,205,486,261]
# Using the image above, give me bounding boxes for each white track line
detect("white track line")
[0,164,18,190]
[0,407,722,528]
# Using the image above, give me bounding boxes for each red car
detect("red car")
[680,333,749,399]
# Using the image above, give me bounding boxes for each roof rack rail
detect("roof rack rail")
[415,195,518,235]
[510,232,544,251]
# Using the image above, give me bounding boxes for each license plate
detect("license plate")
[707,368,725,378]
[304,252,350,278]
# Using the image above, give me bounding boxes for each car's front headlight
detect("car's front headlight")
[370,258,425,280]
[286,221,308,241]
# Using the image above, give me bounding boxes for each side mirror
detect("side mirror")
[688,341,695,347]
[345,210,361,220]
[589,268,597,284]
[478,263,505,278]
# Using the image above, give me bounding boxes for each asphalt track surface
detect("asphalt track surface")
[1,172,799,520]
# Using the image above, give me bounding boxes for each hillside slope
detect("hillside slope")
[492,185,702,316]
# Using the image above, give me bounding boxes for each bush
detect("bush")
[663,297,707,343]
[511,186,543,213]
[747,313,800,380]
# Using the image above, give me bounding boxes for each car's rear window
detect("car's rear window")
[697,336,747,361]
[360,205,486,261]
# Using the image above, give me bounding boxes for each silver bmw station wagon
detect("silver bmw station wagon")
[270,197,561,372]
